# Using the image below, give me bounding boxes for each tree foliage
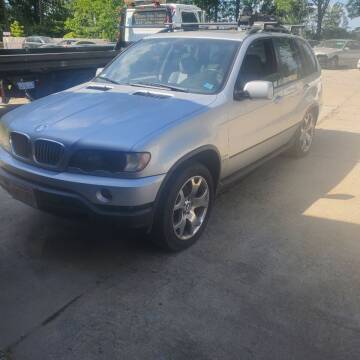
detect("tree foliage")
[10,20,24,37]
[346,0,360,18]
[65,0,123,41]
[0,0,353,41]
[6,0,70,36]
[275,0,311,24]
[322,2,350,38]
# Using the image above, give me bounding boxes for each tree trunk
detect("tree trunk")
[316,4,323,39]
[235,0,241,22]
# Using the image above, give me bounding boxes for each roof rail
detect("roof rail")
[119,21,290,34]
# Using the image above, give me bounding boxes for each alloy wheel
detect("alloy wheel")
[300,112,315,153]
[172,176,210,240]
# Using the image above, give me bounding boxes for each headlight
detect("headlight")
[68,150,151,174]
[0,122,10,152]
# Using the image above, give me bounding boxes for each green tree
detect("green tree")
[275,0,310,24]
[311,0,332,38]
[347,0,360,18]
[322,2,349,38]
[10,20,24,37]
[65,0,123,41]
[7,0,69,36]
[0,0,8,32]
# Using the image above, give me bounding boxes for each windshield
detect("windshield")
[97,38,239,94]
[319,40,347,49]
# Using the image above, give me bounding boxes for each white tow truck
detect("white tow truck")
[119,0,205,43]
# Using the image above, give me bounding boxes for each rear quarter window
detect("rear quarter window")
[296,39,319,77]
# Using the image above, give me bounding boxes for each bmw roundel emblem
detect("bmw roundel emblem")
[35,124,47,132]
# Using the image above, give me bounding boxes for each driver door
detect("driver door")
[227,38,283,174]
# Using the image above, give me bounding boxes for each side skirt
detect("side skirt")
[218,138,295,193]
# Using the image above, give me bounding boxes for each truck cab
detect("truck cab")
[120,1,205,43]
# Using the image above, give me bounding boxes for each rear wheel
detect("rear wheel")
[331,56,339,69]
[288,111,316,157]
[151,162,214,251]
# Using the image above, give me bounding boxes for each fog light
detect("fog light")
[96,188,113,203]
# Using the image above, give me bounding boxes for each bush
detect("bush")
[10,21,24,37]
[63,31,77,39]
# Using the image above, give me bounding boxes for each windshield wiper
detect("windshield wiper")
[97,76,120,85]
[127,81,189,93]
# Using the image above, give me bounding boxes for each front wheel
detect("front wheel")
[331,56,339,69]
[151,162,214,252]
[288,111,316,158]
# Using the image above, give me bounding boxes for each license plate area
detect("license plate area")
[17,81,35,90]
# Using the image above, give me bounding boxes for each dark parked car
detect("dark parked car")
[23,36,53,49]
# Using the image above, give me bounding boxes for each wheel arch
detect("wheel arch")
[150,145,222,230]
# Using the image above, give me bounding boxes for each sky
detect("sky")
[338,0,360,29]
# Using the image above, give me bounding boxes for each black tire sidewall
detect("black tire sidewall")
[153,162,214,251]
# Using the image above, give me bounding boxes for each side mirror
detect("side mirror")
[96,68,104,77]
[236,81,274,100]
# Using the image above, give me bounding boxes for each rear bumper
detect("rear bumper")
[0,147,165,227]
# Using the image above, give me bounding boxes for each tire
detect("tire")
[288,110,317,158]
[331,56,339,69]
[151,162,214,252]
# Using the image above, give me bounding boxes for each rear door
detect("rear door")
[272,37,304,130]
[295,38,322,114]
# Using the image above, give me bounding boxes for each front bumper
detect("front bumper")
[0,147,165,226]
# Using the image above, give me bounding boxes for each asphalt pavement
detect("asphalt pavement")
[0,69,360,360]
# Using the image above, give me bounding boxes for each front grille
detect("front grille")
[34,139,64,166]
[10,132,31,159]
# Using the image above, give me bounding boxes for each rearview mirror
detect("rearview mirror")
[243,81,274,100]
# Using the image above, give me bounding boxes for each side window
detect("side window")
[273,37,301,85]
[237,38,280,89]
[181,12,198,23]
[296,39,318,77]
[347,41,360,50]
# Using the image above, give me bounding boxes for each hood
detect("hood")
[314,47,341,56]
[2,83,216,151]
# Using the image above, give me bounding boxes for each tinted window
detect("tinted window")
[182,12,198,23]
[274,37,300,85]
[296,39,318,76]
[237,38,280,89]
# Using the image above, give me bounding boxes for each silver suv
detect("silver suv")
[0,31,321,251]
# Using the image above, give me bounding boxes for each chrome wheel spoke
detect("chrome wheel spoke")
[300,113,315,152]
[174,189,186,211]
[192,188,209,209]
[172,175,210,241]
[174,216,187,237]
